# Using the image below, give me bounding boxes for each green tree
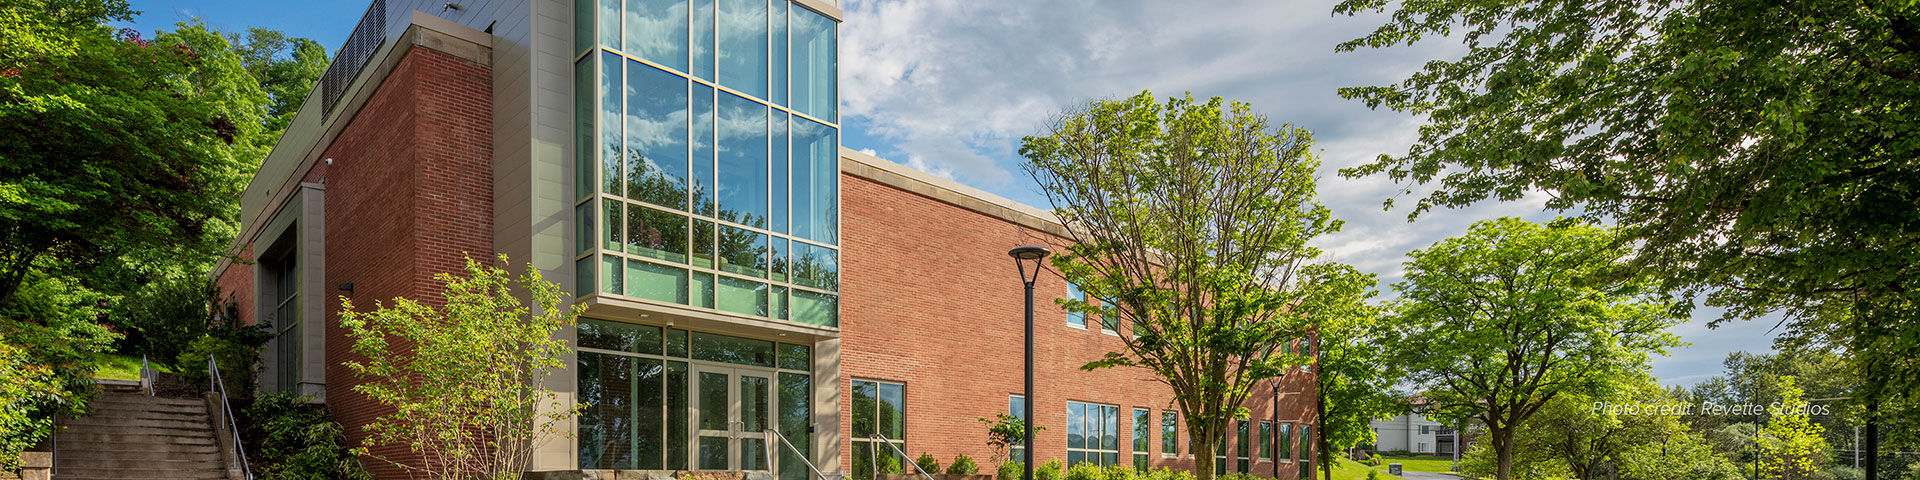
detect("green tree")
[339,255,583,480]
[1021,91,1345,480]
[1385,218,1682,480]
[1760,377,1835,480]
[1332,0,1920,444]
[1299,264,1403,480]
[225,27,327,134]
[1514,377,1691,480]
[1616,429,1742,480]
[0,273,116,468]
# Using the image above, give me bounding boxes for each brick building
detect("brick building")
[209,1,1318,479]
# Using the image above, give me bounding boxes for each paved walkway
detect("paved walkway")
[1395,471,1464,480]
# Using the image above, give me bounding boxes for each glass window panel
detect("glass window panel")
[770,0,788,106]
[1133,408,1150,452]
[1238,421,1250,472]
[1162,412,1177,455]
[792,242,837,290]
[789,116,837,244]
[716,0,768,98]
[692,272,715,308]
[1067,451,1084,466]
[742,437,766,473]
[770,115,789,234]
[692,219,716,268]
[576,57,595,199]
[576,256,593,298]
[716,93,769,227]
[777,372,811,480]
[1103,453,1117,468]
[719,225,769,277]
[699,436,729,470]
[691,331,774,367]
[717,276,768,316]
[636,358,665,469]
[777,343,809,370]
[1134,454,1147,472]
[1067,283,1086,327]
[625,259,690,304]
[1279,424,1292,461]
[625,60,690,210]
[790,7,834,121]
[1068,403,1085,449]
[1299,426,1311,464]
[769,238,789,282]
[741,374,769,432]
[602,255,624,295]
[599,0,620,49]
[576,0,595,54]
[628,203,689,262]
[604,199,623,251]
[698,371,728,430]
[790,290,837,327]
[667,361,690,470]
[579,319,663,354]
[577,351,634,469]
[625,0,689,71]
[691,84,716,215]
[770,286,789,320]
[666,328,690,357]
[851,380,876,438]
[691,0,714,79]
[601,51,624,197]
[877,382,903,439]
[577,201,594,254]
[1260,422,1272,460]
[1103,406,1118,450]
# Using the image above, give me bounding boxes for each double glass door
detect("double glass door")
[694,365,772,471]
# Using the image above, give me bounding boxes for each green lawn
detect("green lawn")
[1376,455,1458,474]
[92,353,163,381]
[1330,457,1406,480]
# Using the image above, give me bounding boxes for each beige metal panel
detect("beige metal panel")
[813,336,843,475]
[296,183,328,401]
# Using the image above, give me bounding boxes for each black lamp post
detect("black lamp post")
[1009,245,1050,480]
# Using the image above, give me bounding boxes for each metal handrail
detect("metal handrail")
[867,434,934,480]
[765,428,831,480]
[140,354,155,397]
[209,355,254,480]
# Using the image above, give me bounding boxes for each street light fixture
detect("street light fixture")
[1008,245,1050,480]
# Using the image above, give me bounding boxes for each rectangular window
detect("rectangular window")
[1236,420,1249,473]
[271,251,299,393]
[1299,425,1312,473]
[1259,422,1273,461]
[715,0,767,97]
[1009,395,1028,465]
[625,59,690,211]
[1066,283,1086,329]
[1420,425,1431,435]
[789,6,835,121]
[1132,408,1150,471]
[1161,411,1178,457]
[1067,402,1118,467]
[715,92,769,227]
[1279,423,1292,461]
[789,115,836,244]
[852,379,905,480]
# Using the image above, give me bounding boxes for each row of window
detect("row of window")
[846,379,1312,480]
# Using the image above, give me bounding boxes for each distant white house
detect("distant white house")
[1369,413,1456,455]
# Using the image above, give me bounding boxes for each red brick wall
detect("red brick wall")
[839,175,1319,479]
[214,245,255,327]
[300,46,493,480]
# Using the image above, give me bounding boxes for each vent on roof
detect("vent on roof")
[320,0,388,115]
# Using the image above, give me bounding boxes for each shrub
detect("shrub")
[948,454,980,475]
[996,460,1022,480]
[916,453,941,475]
[1826,466,1864,480]
[1144,468,1194,480]
[1366,471,1380,480]
[879,453,904,474]
[1063,462,1103,480]
[1035,460,1063,480]
[242,392,370,480]
[176,334,260,396]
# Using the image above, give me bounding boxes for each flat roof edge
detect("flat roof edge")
[837,147,1070,238]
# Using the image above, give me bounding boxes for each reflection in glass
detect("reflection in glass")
[770,286,788,320]
[792,242,837,290]
[790,7,835,121]
[692,272,715,308]
[691,0,714,80]
[577,201,594,254]
[624,260,689,304]
[769,238,788,282]
[716,276,768,317]
[602,255,624,295]
[690,331,774,367]
[667,328,689,357]
[599,0,619,51]
[602,51,624,196]
[698,372,728,430]
[716,0,767,98]
[791,290,836,327]
[770,115,789,234]
[624,0,689,72]
[770,0,788,106]
[691,84,716,215]
[576,57,594,198]
[627,203,689,262]
[741,374,768,432]
[692,219,715,268]
[876,382,903,440]
[667,361,689,469]
[578,351,634,469]
[579,319,663,354]
[790,115,837,244]
[777,343,810,370]
[777,372,811,480]
[850,381,875,438]
[719,225,769,277]
[699,436,729,470]
[717,93,769,227]
[605,201,624,251]
[636,359,665,469]
[625,61,690,210]
[576,256,593,299]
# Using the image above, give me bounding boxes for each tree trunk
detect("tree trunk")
[1495,428,1514,480]
[1194,436,1216,480]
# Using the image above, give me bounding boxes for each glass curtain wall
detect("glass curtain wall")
[577,319,813,475]
[576,0,840,328]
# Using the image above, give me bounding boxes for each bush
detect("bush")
[880,453,903,474]
[1143,468,1194,480]
[175,334,261,396]
[242,392,370,480]
[1366,472,1380,480]
[1035,460,1063,480]
[916,453,941,475]
[1827,466,1864,480]
[948,454,979,475]
[1063,462,1103,480]
[997,460,1023,480]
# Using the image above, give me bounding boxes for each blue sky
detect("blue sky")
[118,0,1785,386]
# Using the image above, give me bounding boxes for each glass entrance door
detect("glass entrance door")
[693,365,773,471]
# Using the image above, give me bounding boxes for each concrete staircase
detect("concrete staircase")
[55,385,227,480]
